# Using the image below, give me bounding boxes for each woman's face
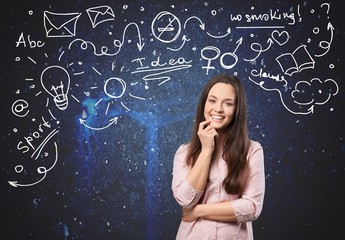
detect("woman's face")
[203,82,236,131]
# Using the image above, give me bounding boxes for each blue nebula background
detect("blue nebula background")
[1,0,344,239]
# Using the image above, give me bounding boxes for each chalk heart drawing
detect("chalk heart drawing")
[271,30,289,46]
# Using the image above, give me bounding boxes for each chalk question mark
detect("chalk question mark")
[321,3,330,18]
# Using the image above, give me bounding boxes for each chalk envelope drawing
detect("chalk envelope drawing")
[43,11,82,37]
[86,5,115,28]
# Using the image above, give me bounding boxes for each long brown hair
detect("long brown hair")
[185,74,250,194]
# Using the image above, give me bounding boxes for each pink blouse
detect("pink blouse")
[172,140,265,240]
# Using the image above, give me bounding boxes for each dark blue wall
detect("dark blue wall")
[1,0,344,239]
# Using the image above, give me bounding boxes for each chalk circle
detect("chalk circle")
[220,52,238,69]
[104,77,126,99]
[313,27,319,34]
[151,11,181,43]
[201,46,220,60]
[15,165,24,173]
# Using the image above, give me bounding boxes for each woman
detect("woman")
[172,74,265,240]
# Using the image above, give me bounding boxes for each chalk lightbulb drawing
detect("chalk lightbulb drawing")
[40,65,70,110]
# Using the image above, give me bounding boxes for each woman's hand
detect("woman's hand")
[182,206,199,222]
[197,120,218,152]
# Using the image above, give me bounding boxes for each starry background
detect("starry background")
[1,0,344,239]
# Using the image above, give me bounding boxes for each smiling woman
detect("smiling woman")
[171,74,265,240]
[204,82,236,130]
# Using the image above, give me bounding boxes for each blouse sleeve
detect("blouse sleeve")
[171,144,204,208]
[231,141,265,223]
